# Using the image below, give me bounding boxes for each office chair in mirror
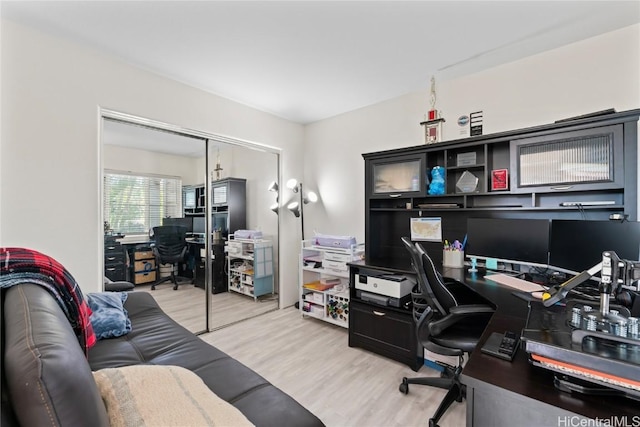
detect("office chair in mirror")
[151,225,191,291]
[399,236,495,427]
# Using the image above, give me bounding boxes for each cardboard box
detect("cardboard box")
[134,259,156,273]
[134,270,156,284]
[134,250,154,260]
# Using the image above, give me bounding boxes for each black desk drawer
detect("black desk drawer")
[105,241,125,263]
[105,253,125,265]
[349,300,422,371]
[105,263,126,282]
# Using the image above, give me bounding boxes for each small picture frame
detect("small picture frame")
[491,169,509,191]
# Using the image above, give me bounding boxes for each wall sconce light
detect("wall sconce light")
[268,181,279,193]
[270,203,279,214]
[286,178,318,239]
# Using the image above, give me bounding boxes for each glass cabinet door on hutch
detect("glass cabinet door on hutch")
[368,154,426,198]
[510,125,624,193]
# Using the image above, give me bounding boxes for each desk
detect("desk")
[119,238,193,285]
[450,267,638,426]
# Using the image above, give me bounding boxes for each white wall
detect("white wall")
[0,19,303,308]
[304,24,640,243]
[104,145,200,183]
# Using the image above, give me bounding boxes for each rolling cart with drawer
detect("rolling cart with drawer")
[104,236,127,281]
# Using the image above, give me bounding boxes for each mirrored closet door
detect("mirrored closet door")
[101,114,280,334]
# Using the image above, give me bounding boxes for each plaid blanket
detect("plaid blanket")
[0,247,97,356]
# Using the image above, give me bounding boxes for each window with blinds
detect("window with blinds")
[104,171,182,235]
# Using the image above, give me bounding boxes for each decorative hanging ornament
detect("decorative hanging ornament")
[214,149,223,180]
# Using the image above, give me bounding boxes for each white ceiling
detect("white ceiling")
[4,1,639,126]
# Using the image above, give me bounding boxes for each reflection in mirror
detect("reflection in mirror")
[204,141,279,330]
[102,117,279,334]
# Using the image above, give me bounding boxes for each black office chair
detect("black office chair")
[151,225,189,291]
[399,236,495,427]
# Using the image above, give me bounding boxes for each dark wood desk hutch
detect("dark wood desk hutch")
[363,109,639,269]
[349,109,640,373]
[183,177,247,238]
[183,178,246,292]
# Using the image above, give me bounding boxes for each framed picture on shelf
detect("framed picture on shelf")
[491,169,509,191]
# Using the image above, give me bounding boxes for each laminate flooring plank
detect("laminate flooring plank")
[133,283,277,332]
[200,307,466,427]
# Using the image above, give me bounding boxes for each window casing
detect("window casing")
[104,171,182,235]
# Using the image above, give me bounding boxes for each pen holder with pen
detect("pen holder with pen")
[443,250,465,268]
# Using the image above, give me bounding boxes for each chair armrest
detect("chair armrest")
[430,304,494,336]
[449,304,495,316]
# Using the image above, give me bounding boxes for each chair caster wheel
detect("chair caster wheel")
[173,284,178,290]
[151,286,156,291]
[399,378,409,394]
[428,419,439,427]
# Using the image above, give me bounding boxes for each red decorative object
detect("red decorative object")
[491,169,509,191]
[428,109,438,121]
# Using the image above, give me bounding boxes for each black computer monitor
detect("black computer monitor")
[162,216,193,232]
[466,218,551,267]
[192,216,206,235]
[549,220,640,274]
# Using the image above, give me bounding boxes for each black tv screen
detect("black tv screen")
[549,220,640,273]
[466,218,551,266]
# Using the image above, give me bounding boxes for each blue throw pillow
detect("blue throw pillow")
[87,292,131,340]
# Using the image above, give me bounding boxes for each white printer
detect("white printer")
[355,272,415,308]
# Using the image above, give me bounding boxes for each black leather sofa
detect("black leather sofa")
[2,283,324,427]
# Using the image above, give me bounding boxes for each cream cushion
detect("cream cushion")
[93,365,254,427]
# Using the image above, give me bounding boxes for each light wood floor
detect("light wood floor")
[134,281,278,333]
[200,307,466,427]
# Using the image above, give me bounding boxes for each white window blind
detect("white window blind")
[104,171,182,234]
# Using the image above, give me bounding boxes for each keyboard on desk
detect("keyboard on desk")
[484,273,545,293]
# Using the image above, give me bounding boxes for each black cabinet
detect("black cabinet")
[194,241,227,294]
[363,109,640,268]
[211,178,246,238]
[185,178,246,240]
[104,236,126,281]
[183,185,207,215]
[348,263,422,371]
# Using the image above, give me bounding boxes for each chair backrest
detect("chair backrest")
[415,243,459,315]
[152,226,188,263]
[401,237,447,317]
